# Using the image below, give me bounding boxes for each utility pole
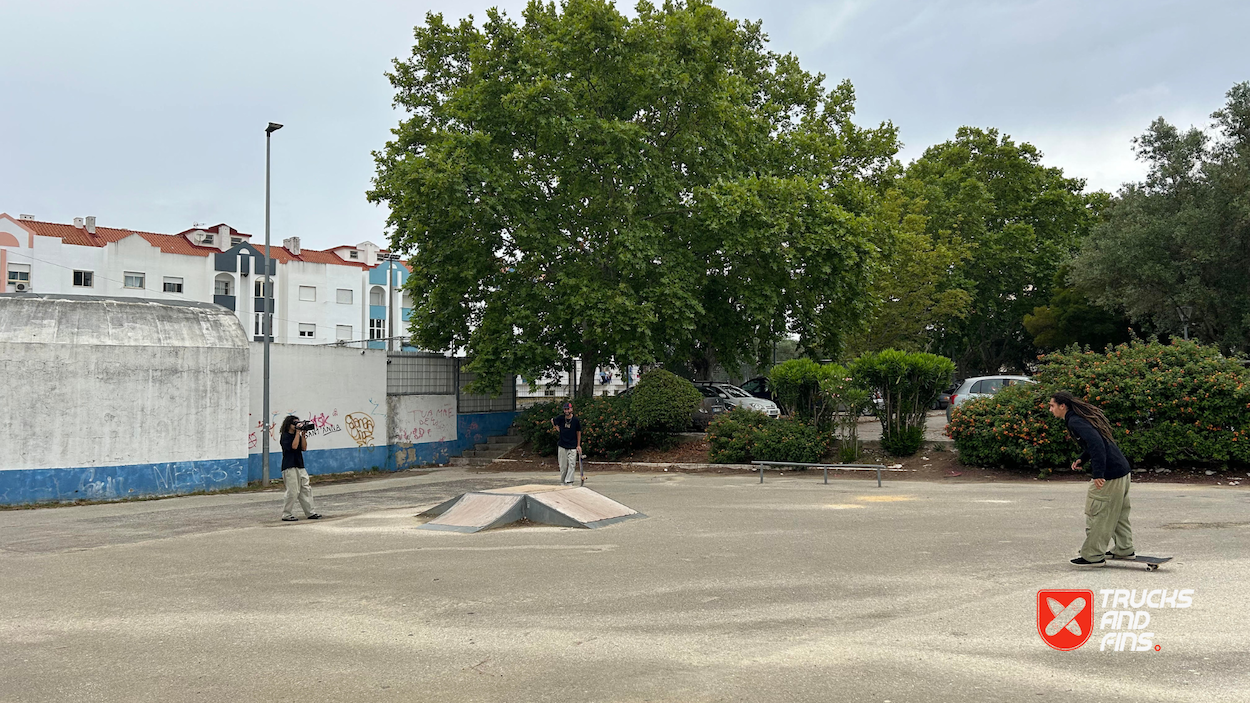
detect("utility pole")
[261,121,282,486]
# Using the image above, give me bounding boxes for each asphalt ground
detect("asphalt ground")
[1,469,1247,703]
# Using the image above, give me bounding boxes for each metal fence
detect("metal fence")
[456,362,516,413]
[386,353,515,413]
[387,353,457,395]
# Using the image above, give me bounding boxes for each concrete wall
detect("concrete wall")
[247,343,389,481]
[0,295,249,504]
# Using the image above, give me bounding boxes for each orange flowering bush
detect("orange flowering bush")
[949,339,1250,469]
[515,397,640,459]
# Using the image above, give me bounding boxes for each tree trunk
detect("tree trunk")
[576,353,598,398]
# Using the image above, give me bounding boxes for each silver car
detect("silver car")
[697,382,782,418]
[946,375,1034,421]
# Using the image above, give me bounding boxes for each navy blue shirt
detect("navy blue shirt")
[280,431,305,470]
[553,416,581,450]
[1066,414,1130,480]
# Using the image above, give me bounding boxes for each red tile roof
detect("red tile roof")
[23,219,370,268]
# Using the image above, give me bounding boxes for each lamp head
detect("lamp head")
[266,122,284,134]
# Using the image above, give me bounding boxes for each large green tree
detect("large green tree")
[894,127,1100,376]
[844,189,972,356]
[368,0,899,396]
[1072,82,1250,352]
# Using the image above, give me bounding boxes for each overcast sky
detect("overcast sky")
[2,0,1247,251]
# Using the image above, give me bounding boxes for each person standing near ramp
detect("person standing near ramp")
[551,402,582,485]
[1048,391,1133,567]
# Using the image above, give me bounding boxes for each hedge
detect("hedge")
[949,339,1250,469]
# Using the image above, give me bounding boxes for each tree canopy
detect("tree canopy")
[1072,82,1250,353]
[369,0,899,395]
[890,127,1100,376]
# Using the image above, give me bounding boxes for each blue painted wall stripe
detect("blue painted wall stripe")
[1,412,518,506]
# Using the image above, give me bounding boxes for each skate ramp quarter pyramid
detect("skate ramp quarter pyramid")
[418,485,644,533]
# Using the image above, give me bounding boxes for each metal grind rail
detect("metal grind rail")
[750,461,909,488]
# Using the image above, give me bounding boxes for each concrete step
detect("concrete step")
[465,447,512,459]
[489,434,523,445]
[448,456,498,467]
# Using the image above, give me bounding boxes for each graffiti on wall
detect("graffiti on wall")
[248,408,375,450]
[393,406,455,443]
[345,412,376,447]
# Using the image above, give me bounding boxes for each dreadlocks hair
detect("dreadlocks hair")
[1051,391,1115,442]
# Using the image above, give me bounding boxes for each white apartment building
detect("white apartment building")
[0,212,414,350]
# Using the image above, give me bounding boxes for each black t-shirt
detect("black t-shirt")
[553,416,581,450]
[280,431,305,469]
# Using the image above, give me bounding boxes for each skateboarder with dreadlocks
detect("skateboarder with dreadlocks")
[1048,390,1134,567]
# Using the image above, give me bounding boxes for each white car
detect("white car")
[697,382,782,418]
[945,375,1035,421]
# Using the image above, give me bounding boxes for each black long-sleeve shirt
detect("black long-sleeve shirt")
[1065,414,1130,480]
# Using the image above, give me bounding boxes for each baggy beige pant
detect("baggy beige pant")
[1080,474,1134,561]
[557,447,578,484]
[282,468,315,518]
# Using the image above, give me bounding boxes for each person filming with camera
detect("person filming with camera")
[279,415,322,522]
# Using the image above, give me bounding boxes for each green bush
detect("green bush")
[631,369,702,432]
[769,359,835,424]
[514,396,638,459]
[753,418,829,463]
[949,339,1250,469]
[515,400,563,456]
[707,408,772,463]
[850,349,955,456]
[575,395,638,460]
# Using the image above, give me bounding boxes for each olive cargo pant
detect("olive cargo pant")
[1080,474,1134,561]
[282,468,316,518]
[557,447,578,484]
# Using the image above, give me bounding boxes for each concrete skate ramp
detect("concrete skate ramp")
[419,493,525,533]
[418,485,643,532]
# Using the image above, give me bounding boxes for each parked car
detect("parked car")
[934,380,962,410]
[945,375,1034,421]
[692,385,733,430]
[695,382,782,418]
[739,376,788,413]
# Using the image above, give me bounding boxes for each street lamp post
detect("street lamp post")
[1178,305,1193,341]
[261,122,282,486]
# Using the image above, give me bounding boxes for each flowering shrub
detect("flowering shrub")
[514,396,638,459]
[949,339,1250,469]
[707,408,772,463]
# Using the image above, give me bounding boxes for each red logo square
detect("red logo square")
[1037,589,1094,650]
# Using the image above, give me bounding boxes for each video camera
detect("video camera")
[294,420,316,432]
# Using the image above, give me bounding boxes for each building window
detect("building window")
[298,323,315,338]
[254,312,273,337]
[369,318,385,340]
[298,285,316,302]
[73,270,94,287]
[254,278,273,299]
[7,265,31,290]
[202,234,214,244]
[349,250,359,259]
[369,287,385,306]
[214,278,232,296]
[123,272,145,289]
[336,288,353,305]
[231,237,243,245]
[163,277,184,293]
[336,325,352,341]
